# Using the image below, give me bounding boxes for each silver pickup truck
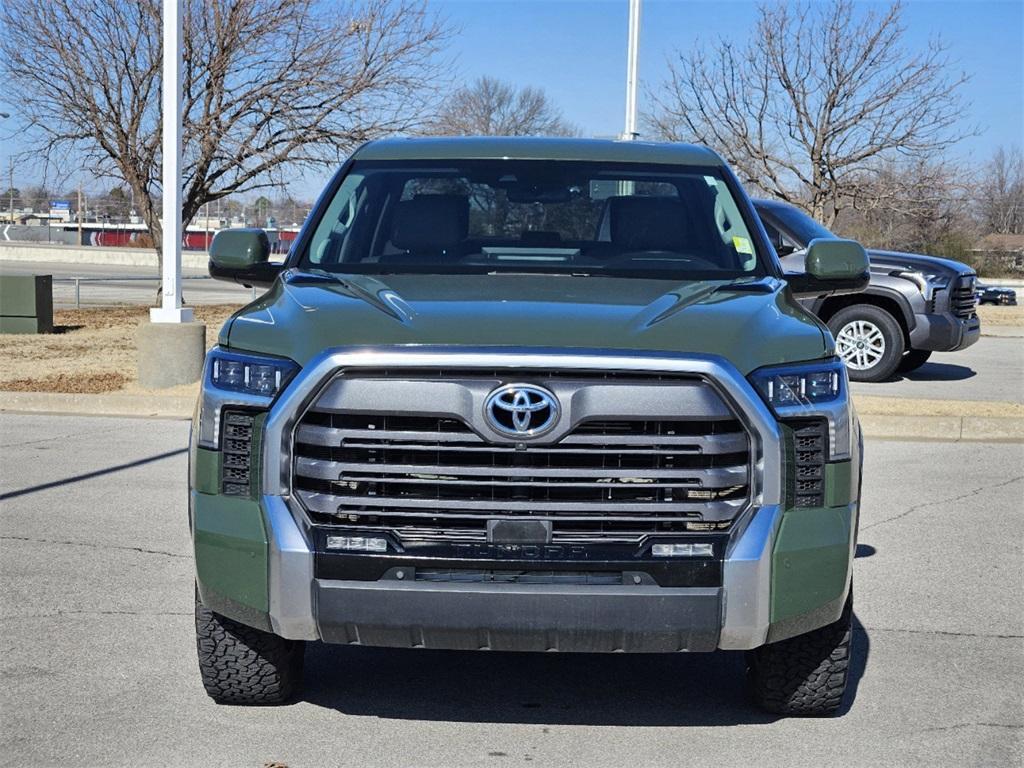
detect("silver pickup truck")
[755,199,980,382]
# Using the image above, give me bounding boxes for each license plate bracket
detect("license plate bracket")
[487,519,552,544]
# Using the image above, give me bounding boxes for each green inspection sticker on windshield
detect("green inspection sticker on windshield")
[732,236,754,255]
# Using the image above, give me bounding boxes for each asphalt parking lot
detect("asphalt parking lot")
[1,414,1022,767]
[849,335,1024,404]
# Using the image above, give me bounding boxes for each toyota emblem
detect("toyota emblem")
[484,384,559,437]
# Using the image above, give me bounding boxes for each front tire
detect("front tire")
[897,349,932,374]
[195,593,304,705]
[746,593,853,716]
[828,305,905,382]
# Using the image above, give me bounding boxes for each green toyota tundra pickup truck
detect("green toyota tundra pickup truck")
[192,137,868,715]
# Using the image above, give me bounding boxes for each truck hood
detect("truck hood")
[221,271,829,375]
[866,249,974,277]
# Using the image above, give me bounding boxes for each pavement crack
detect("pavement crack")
[854,626,1023,640]
[919,722,1023,733]
[0,535,190,560]
[861,474,1024,531]
[0,425,124,450]
[1,609,191,621]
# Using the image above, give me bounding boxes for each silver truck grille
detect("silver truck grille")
[290,371,752,544]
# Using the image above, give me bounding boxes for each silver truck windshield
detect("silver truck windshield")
[302,159,766,279]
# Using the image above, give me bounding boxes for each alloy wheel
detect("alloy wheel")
[835,319,886,371]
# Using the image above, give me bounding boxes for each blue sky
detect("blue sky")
[3,0,1022,200]
[437,0,1022,151]
[303,0,1024,198]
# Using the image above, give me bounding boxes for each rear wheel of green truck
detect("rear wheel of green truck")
[195,593,304,705]
[746,592,853,716]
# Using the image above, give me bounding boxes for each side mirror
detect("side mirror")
[208,228,283,288]
[785,238,870,298]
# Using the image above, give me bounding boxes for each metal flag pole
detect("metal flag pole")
[151,0,192,323]
[622,0,641,141]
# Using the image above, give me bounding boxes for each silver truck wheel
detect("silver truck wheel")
[828,306,905,382]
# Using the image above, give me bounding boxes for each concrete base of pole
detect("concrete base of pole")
[137,321,207,388]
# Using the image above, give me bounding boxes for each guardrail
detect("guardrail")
[52,275,254,308]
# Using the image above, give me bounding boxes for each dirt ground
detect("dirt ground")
[0,305,240,393]
[977,302,1023,326]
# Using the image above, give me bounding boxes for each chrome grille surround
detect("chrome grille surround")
[263,347,784,526]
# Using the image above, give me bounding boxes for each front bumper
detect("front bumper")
[316,578,723,652]
[908,312,980,352]
[258,495,785,651]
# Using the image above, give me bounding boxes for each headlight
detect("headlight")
[196,347,299,448]
[209,349,298,397]
[893,269,949,296]
[749,358,854,459]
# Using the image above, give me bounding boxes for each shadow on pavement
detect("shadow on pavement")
[855,543,877,558]
[301,616,871,725]
[839,612,871,717]
[899,362,976,382]
[0,447,186,501]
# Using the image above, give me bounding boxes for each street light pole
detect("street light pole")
[151,0,191,323]
[137,0,204,388]
[622,0,642,141]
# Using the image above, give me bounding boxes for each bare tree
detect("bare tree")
[1,0,451,268]
[838,157,974,253]
[428,76,578,137]
[977,147,1024,235]
[647,0,973,227]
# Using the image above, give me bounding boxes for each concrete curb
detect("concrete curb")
[0,391,196,419]
[858,413,1024,442]
[2,390,1022,441]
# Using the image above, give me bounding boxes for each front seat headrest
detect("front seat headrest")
[390,194,469,253]
[606,196,689,252]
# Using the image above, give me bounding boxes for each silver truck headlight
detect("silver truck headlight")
[196,347,299,449]
[893,269,949,298]
[749,358,854,460]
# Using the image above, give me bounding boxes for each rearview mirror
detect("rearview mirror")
[785,238,869,298]
[208,228,283,288]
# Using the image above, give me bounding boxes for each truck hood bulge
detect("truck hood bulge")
[221,271,829,375]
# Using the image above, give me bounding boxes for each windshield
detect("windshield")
[755,200,834,246]
[300,159,766,279]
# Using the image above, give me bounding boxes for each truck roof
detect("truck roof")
[354,136,723,166]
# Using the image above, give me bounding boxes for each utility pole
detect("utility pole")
[77,183,83,244]
[622,0,642,141]
[7,159,13,224]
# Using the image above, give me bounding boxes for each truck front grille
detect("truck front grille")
[787,418,827,508]
[221,410,256,496]
[951,275,978,319]
[291,372,752,545]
